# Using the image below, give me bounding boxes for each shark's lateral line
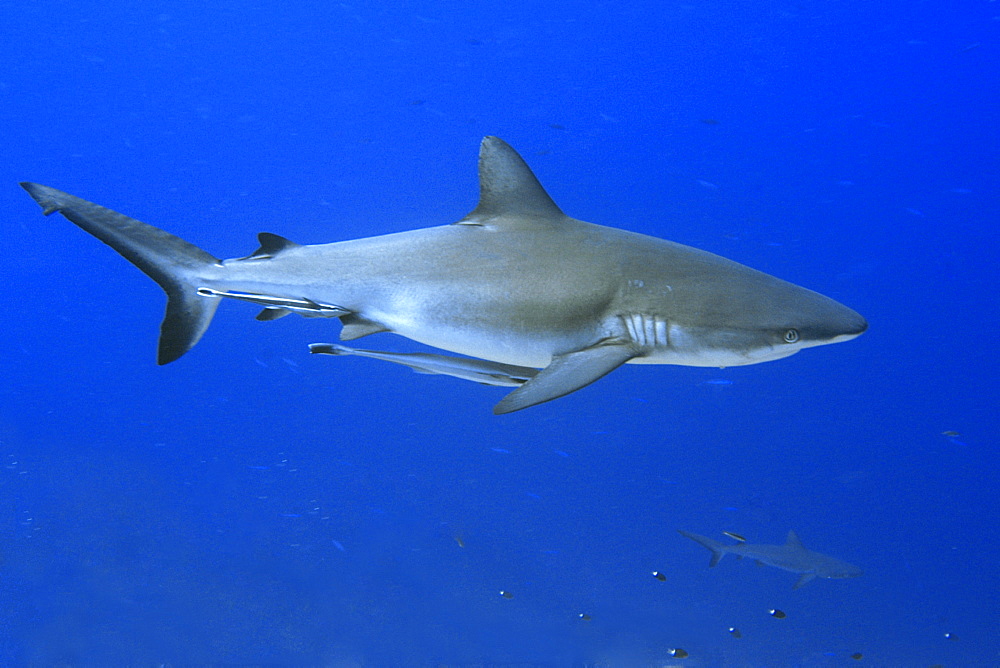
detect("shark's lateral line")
[678,530,863,589]
[20,136,867,413]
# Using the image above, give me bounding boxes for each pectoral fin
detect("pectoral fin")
[493,343,637,414]
[793,573,817,589]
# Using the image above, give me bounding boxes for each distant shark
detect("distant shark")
[678,530,863,588]
[20,137,866,413]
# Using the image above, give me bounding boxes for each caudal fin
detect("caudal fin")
[20,183,221,364]
[678,530,728,567]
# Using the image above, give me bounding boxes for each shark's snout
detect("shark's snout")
[841,302,868,335]
[788,288,868,348]
[828,304,868,343]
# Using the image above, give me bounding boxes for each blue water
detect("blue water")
[3,1,997,665]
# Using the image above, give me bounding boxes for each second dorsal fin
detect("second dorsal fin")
[248,232,300,259]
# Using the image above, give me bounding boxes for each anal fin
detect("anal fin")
[493,342,637,414]
[256,308,292,321]
[340,314,390,340]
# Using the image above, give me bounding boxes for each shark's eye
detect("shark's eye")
[783,329,800,344]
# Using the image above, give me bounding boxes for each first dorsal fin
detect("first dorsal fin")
[786,530,805,549]
[457,136,566,226]
[248,232,299,259]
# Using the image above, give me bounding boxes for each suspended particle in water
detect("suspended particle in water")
[944,632,957,641]
[499,590,513,599]
[578,613,592,621]
[668,648,689,658]
[769,608,787,619]
[728,627,742,638]
[652,571,667,581]
[851,653,863,660]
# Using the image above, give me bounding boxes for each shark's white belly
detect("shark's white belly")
[368,304,604,369]
[377,306,798,369]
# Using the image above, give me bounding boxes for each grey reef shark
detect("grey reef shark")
[20,136,867,413]
[679,530,863,589]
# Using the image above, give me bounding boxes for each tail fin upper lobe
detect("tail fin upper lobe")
[678,530,728,567]
[21,183,221,364]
